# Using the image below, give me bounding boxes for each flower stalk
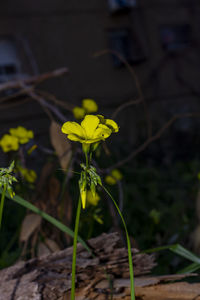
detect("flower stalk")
[0,184,6,229]
[61,114,135,299]
[71,196,82,300]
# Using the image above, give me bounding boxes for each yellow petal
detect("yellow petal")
[97,115,105,123]
[105,119,119,133]
[93,124,112,140]
[111,169,123,181]
[67,134,84,142]
[82,99,98,113]
[81,115,100,139]
[87,190,100,206]
[62,121,85,138]
[105,175,117,185]
[73,106,86,120]
[81,189,87,209]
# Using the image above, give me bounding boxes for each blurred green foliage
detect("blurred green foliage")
[1,150,200,274]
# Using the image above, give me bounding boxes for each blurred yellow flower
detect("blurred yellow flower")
[87,190,100,206]
[105,169,123,185]
[149,209,161,225]
[0,134,19,152]
[9,126,34,144]
[62,115,114,145]
[19,167,37,183]
[73,106,86,120]
[111,169,123,180]
[82,99,98,113]
[105,175,117,185]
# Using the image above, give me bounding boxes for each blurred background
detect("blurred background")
[0,0,200,275]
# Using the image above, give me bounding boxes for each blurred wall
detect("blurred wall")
[0,0,200,156]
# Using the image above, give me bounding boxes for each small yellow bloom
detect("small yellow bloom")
[80,188,87,209]
[62,115,115,145]
[87,190,100,206]
[105,175,117,185]
[111,169,123,181]
[0,134,19,152]
[73,106,86,120]
[105,169,123,185]
[9,126,34,144]
[82,99,98,113]
[19,167,37,183]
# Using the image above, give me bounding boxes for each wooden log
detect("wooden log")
[0,232,198,300]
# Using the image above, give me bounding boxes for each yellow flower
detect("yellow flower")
[97,115,119,133]
[105,175,117,185]
[19,167,37,183]
[105,169,123,185]
[111,169,123,181]
[0,134,19,152]
[82,99,98,113]
[73,106,86,120]
[62,115,115,145]
[9,126,34,144]
[87,190,100,206]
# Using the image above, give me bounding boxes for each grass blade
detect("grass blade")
[178,262,200,274]
[102,185,135,300]
[142,243,200,274]
[0,190,91,254]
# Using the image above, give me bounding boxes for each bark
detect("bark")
[0,232,198,300]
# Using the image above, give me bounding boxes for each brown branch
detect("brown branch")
[0,97,31,110]
[0,88,32,104]
[19,83,69,123]
[104,112,200,172]
[36,89,73,111]
[0,67,68,92]
[112,97,141,118]
[94,49,152,138]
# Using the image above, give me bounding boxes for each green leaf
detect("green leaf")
[141,243,200,274]
[0,189,92,254]
[169,244,200,265]
[178,262,200,274]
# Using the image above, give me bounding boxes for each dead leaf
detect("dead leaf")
[192,225,200,255]
[36,161,54,194]
[37,242,51,257]
[20,214,42,242]
[48,176,60,205]
[59,189,73,245]
[50,121,72,171]
[45,238,61,252]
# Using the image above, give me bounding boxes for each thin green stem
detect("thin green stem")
[102,185,135,300]
[0,184,7,229]
[71,196,82,300]
[85,152,89,169]
[71,151,89,299]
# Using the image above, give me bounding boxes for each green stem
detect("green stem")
[102,185,135,300]
[0,184,7,229]
[85,152,89,169]
[71,196,82,300]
